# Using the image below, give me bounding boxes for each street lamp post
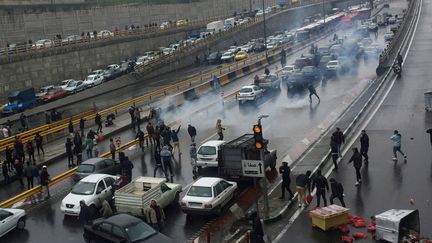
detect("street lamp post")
[262,0,268,61]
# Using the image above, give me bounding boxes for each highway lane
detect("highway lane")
[1,26,388,243]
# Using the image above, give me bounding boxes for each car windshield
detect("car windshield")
[67,81,77,87]
[209,53,218,58]
[328,61,338,65]
[125,221,156,242]
[71,181,95,195]
[198,146,216,155]
[76,164,95,173]
[239,88,253,93]
[187,186,213,197]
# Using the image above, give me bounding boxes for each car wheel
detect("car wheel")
[16,217,26,230]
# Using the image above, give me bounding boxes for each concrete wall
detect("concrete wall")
[0,0,278,46]
[0,0,85,5]
[0,0,362,101]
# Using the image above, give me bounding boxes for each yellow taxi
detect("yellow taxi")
[234,51,249,61]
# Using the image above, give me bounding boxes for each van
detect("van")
[196,140,226,168]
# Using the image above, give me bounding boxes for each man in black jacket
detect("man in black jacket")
[332,128,345,157]
[329,178,346,207]
[312,170,329,207]
[40,165,50,199]
[95,113,102,133]
[187,124,197,143]
[295,170,311,207]
[279,162,294,200]
[360,130,369,164]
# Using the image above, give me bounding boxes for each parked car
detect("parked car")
[60,174,116,216]
[236,85,264,103]
[83,214,174,243]
[221,51,235,62]
[62,35,82,44]
[91,70,105,76]
[253,43,266,52]
[41,87,67,102]
[102,68,122,81]
[35,39,52,49]
[234,50,249,61]
[181,177,238,215]
[119,60,136,74]
[281,65,298,81]
[35,85,55,98]
[384,31,395,42]
[207,52,222,64]
[74,158,122,181]
[0,208,26,237]
[2,88,38,114]
[63,80,88,94]
[294,57,313,69]
[83,74,104,87]
[59,79,76,90]
[196,140,227,168]
[300,65,321,81]
[97,30,114,38]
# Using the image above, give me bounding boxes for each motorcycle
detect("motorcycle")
[393,63,402,77]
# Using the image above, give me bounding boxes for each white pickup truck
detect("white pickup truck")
[114,177,182,218]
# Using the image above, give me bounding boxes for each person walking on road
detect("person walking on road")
[426,128,432,148]
[95,113,103,133]
[31,162,39,185]
[25,141,35,163]
[119,152,133,183]
[348,147,363,186]
[73,132,83,164]
[5,147,13,172]
[187,124,197,143]
[79,117,85,138]
[109,138,116,160]
[68,119,74,137]
[134,108,142,130]
[146,123,154,146]
[85,136,94,159]
[19,113,28,131]
[307,83,320,103]
[153,147,165,177]
[24,162,34,189]
[397,51,403,71]
[128,106,136,131]
[330,138,339,171]
[34,132,44,156]
[329,178,346,207]
[190,143,198,177]
[40,165,50,199]
[295,170,312,207]
[360,130,369,164]
[171,125,181,157]
[161,127,172,148]
[216,119,225,140]
[160,145,173,181]
[15,159,24,187]
[87,128,97,140]
[14,137,25,163]
[153,126,161,149]
[332,128,345,157]
[390,130,407,161]
[279,162,294,200]
[146,199,165,232]
[78,200,91,225]
[136,128,145,152]
[65,138,74,168]
[312,170,329,207]
[2,161,9,184]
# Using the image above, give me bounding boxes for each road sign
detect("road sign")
[242,160,265,177]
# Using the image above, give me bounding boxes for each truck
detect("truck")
[256,74,281,90]
[224,18,236,28]
[218,134,277,180]
[114,177,182,219]
[206,20,224,34]
[2,88,38,114]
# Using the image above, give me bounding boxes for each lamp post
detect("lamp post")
[262,0,268,61]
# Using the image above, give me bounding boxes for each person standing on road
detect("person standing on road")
[85,136,94,159]
[187,124,197,143]
[128,106,136,131]
[146,122,154,146]
[426,128,432,148]
[329,178,346,207]
[153,147,165,177]
[14,136,25,163]
[73,132,83,164]
[26,141,35,163]
[109,138,116,160]
[79,117,85,138]
[68,119,74,137]
[397,51,403,71]
[307,83,320,103]
[87,128,97,140]
[5,146,13,171]
[161,127,172,148]
[119,152,133,183]
[152,126,161,149]
[280,48,287,67]
[134,108,141,130]
[146,199,165,232]
[95,113,103,133]
[360,130,369,165]
[330,138,339,171]
[295,170,312,207]
[250,211,264,243]
[31,162,39,185]
[216,119,225,140]
[279,162,294,200]
[78,200,91,225]
[65,138,74,168]
[2,161,9,184]
[332,128,345,157]
[160,145,173,182]
[34,132,44,156]
[171,125,181,157]
[136,128,145,152]
[40,165,50,199]
[15,159,24,187]
[19,113,28,131]
[348,147,363,186]
[189,143,198,177]
[24,162,34,189]
[390,130,407,161]
[312,170,329,207]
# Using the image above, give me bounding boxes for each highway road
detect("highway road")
[1,24,388,242]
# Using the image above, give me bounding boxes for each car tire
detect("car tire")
[16,217,26,230]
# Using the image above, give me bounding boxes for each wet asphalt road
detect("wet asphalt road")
[2,27,387,243]
[277,0,432,241]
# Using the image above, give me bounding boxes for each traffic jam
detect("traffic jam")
[0,1,418,243]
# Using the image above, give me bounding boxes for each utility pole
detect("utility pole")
[262,0,268,61]
[256,115,269,218]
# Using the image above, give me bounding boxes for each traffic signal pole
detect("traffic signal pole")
[256,115,269,219]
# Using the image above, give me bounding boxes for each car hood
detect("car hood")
[182,195,213,204]
[63,192,93,206]
[4,208,26,216]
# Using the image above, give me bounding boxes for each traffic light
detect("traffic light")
[253,124,264,149]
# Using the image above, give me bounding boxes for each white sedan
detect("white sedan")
[221,51,235,62]
[63,80,88,94]
[60,174,116,216]
[83,74,104,87]
[97,30,114,38]
[0,208,26,237]
[181,177,237,215]
[326,60,341,71]
[237,85,264,102]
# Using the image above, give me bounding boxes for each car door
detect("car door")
[0,210,15,237]
[217,181,232,207]
[103,177,115,197]
[212,182,225,208]
[95,179,108,202]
